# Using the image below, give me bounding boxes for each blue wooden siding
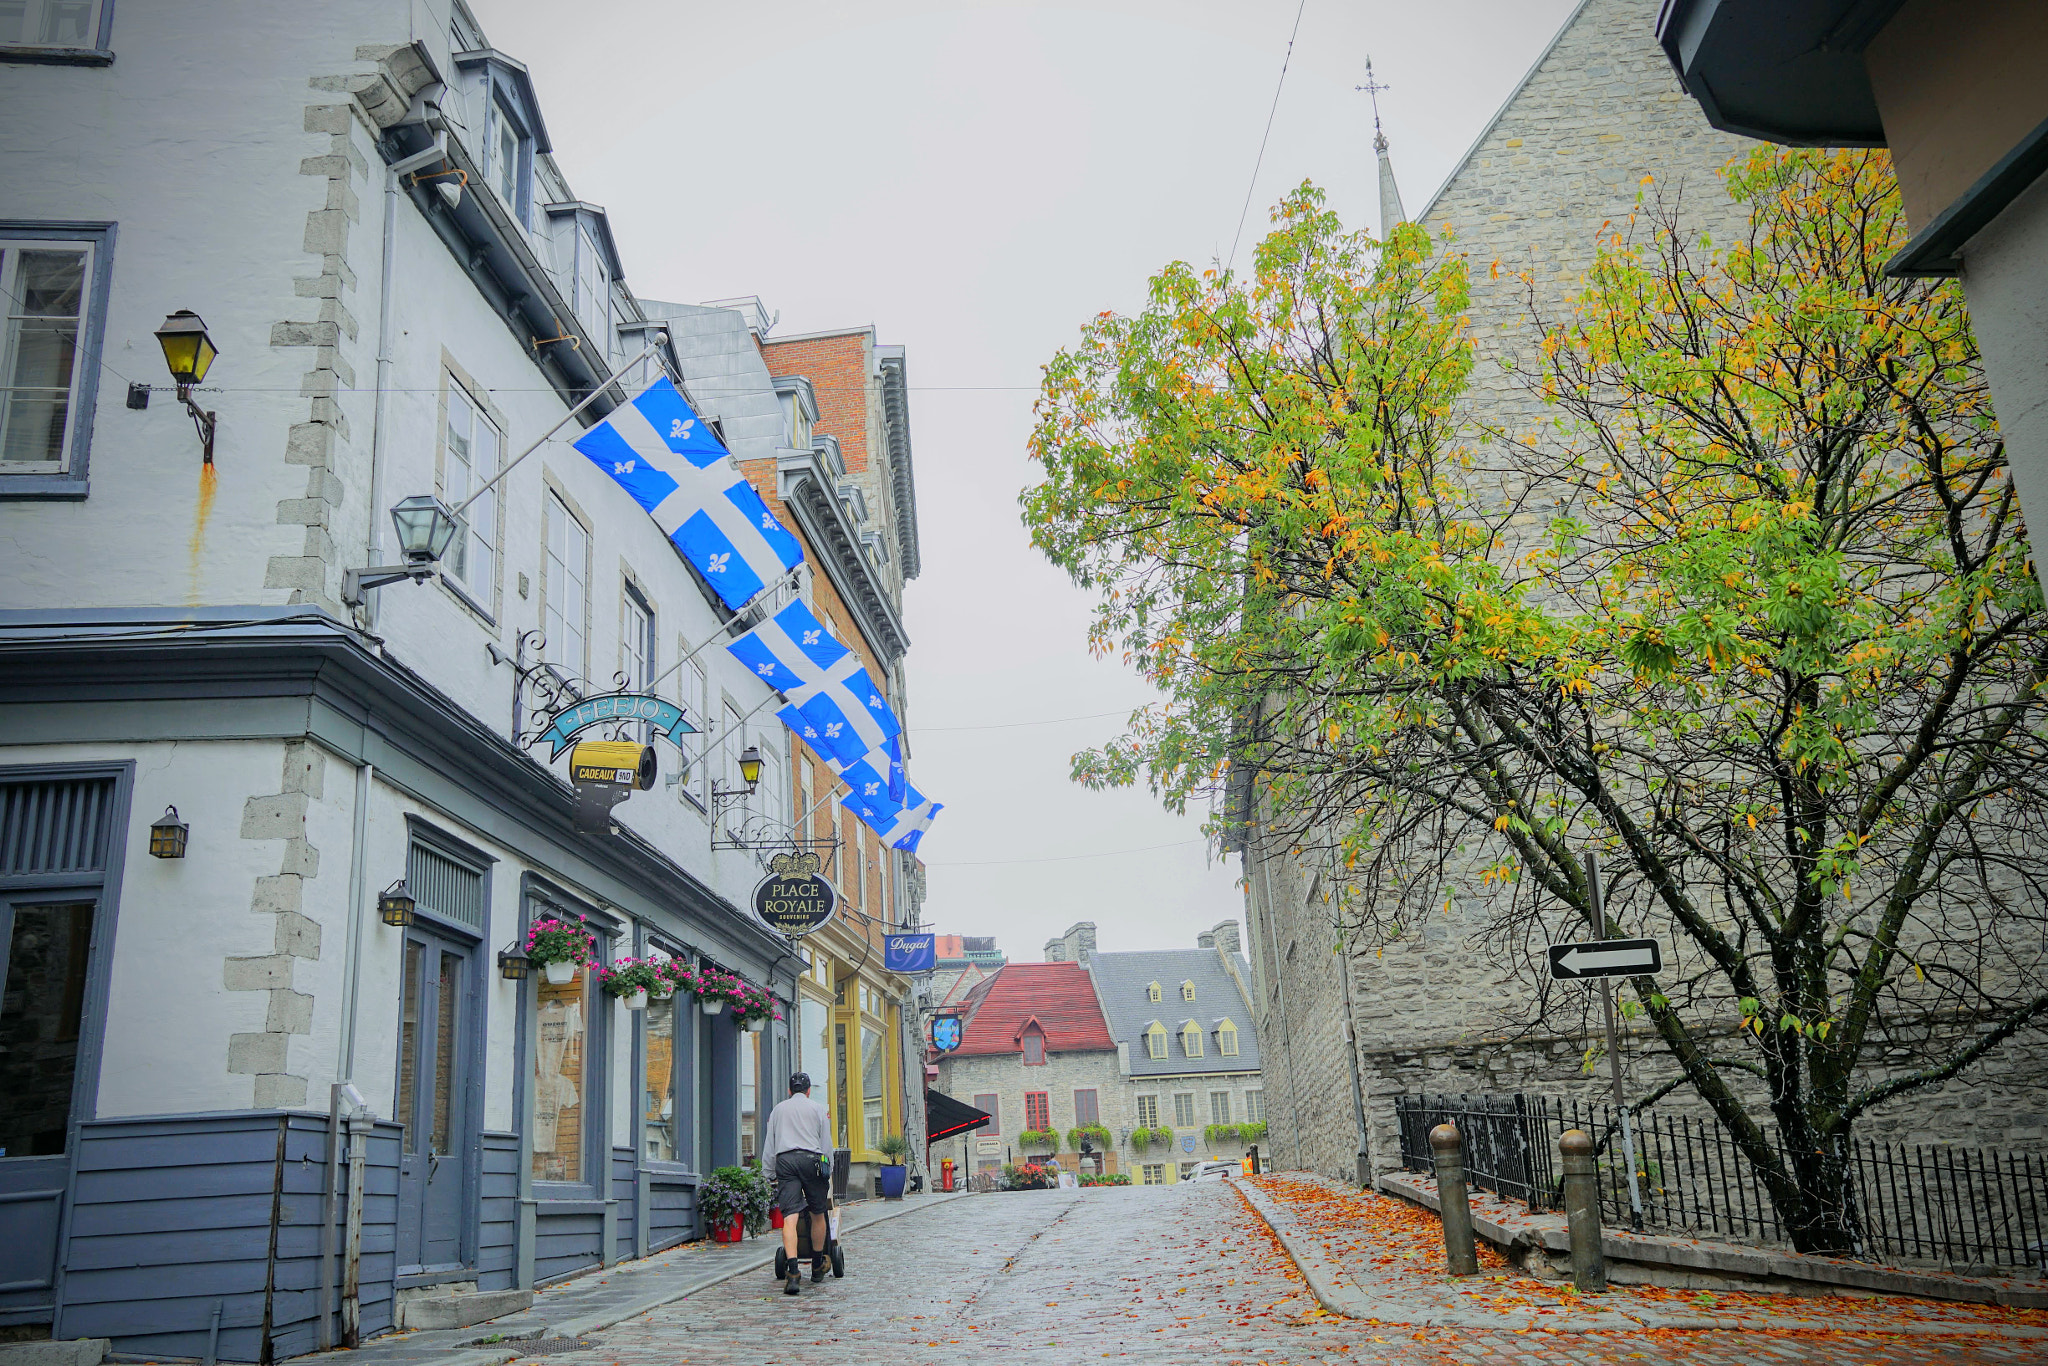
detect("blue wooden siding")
[477,1133,519,1292]
[0,1153,66,1326]
[645,1173,698,1252]
[611,1148,635,1264]
[531,1201,603,1287]
[56,1112,400,1362]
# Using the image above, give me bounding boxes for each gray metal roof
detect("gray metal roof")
[1088,948,1261,1077]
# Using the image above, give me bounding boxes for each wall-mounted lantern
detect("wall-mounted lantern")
[148,806,189,859]
[342,495,462,606]
[378,878,417,928]
[712,745,764,807]
[153,310,220,464]
[497,946,533,981]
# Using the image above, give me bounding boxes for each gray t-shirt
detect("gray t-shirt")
[763,1091,833,1168]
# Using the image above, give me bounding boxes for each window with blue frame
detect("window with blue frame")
[0,0,111,61]
[0,224,112,496]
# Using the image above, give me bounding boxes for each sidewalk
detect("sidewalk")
[1234,1172,2048,1340]
[290,1190,972,1366]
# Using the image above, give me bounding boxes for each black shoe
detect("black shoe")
[784,1268,801,1296]
[811,1255,828,1283]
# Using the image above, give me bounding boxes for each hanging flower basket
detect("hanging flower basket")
[599,957,666,1011]
[526,916,596,987]
[728,981,783,1033]
[701,996,725,1017]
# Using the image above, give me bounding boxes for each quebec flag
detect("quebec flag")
[572,377,804,612]
[834,767,942,853]
[878,787,943,853]
[728,599,902,767]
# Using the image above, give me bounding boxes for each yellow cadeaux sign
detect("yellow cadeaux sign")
[569,740,657,790]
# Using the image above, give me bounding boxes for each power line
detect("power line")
[1226,0,1311,274]
[911,708,1135,733]
[925,838,1204,868]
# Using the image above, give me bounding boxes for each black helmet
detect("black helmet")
[788,1072,811,1093]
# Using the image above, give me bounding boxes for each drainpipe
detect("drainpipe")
[1333,921,1373,1189]
[365,131,450,628]
[322,761,373,1349]
[1256,843,1307,1173]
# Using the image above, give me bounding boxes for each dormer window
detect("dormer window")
[1217,1019,1240,1057]
[455,51,552,230]
[1181,1021,1204,1058]
[1181,981,1196,1001]
[545,204,623,353]
[574,225,609,341]
[1144,1021,1167,1060]
[485,94,531,221]
[781,392,812,449]
[1146,982,1162,1003]
[1022,1023,1046,1066]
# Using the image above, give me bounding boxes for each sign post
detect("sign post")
[1585,852,1644,1229]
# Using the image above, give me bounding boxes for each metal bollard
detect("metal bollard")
[1559,1129,1607,1292]
[1428,1122,1480,1276]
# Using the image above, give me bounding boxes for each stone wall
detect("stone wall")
[1250,0,2048,1179]
[932,1048,1127,1170]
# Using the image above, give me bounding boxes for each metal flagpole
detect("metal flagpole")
[643,564,804,697]
[445,331,671,522]
[1587,850,1645,1229]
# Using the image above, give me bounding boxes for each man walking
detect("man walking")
[763,1072,833,1296]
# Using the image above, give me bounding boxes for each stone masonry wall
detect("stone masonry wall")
[1254,0,2048,1178]
[933,1049,1129,1172]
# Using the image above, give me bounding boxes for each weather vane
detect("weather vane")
[1355,56,1391,152]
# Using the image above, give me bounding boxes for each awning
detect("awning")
[925,1089,992,1144]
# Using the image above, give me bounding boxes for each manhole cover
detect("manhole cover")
[511,1337,600,1357]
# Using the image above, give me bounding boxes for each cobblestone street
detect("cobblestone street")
[496,1182,2044,1366]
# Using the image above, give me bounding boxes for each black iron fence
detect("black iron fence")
[1393,1092,2048,1271]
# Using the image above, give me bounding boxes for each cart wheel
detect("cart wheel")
[830,1243,845,1278]
[774,1248,788,1280]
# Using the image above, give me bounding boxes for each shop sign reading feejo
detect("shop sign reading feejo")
[753,850,837,936]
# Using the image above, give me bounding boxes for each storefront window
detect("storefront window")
[0,900,93,1158]
[801,993,831,1139]
[834,1021,850,1149]
[643,990,678,1163]
[739,1029,758,1161]
[533,966,588,1183]
[861,1022,885,1149]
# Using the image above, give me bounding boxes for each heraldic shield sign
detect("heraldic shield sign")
[930,1015,963,1053]
[753,850,837,936]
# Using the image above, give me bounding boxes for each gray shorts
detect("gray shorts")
[774,1150,829,1216]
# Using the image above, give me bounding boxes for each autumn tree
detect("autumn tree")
[1021,154,2048,1253]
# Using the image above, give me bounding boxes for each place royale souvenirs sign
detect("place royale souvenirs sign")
[754,850,837,936]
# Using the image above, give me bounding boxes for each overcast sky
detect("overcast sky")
[484,0,1579,959]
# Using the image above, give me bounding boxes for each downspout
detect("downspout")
[323,761,371,1349]
[1256,842,1307,1173]
[1332,915,1373,1188]
[365,130,450,629]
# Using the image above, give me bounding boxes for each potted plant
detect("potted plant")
[697,967,740,1017]
[598,957,665,1010]
[1203,1122,1241,1146]
[1000,1162,1054,1191]
[875,1133,909,1200]
[525,916,595,986]
[1067,1123,1112,1154]
[699,1163,771,1243]
[1019,1127,1060,1154]
[730,981,781,1034]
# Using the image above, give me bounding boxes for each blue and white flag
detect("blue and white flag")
[728,599,902,764]
[877,786,942,853]
[881,733,908,805]
[572,377,804,612]
[835,757,902,828]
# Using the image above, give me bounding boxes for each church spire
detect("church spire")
[1356,57,1406,241]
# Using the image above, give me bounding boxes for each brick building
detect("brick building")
[1245,0,2047,1186]
[649,299,930,1198]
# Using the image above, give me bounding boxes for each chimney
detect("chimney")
[1197,930,1216,948]
[1062,921,1098,965]
[1044,937,1066,962]
[1211,920,1242,955]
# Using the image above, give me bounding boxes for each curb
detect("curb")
[1230,1176,2048,1340]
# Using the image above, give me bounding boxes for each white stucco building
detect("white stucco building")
[0,2,925,1358]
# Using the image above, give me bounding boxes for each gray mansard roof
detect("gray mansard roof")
[1088,948,1261,1078]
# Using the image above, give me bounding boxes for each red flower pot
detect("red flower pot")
[770,1207,785,1229]
[710,1213,743,1243]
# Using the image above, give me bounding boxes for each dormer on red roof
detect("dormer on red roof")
[955,962,1113,1057]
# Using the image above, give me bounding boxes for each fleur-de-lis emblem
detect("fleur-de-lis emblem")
[613,459,636,475]
[756,662,776,677]
[803,725,818,738]
[671,417,694,439]
[761,511,777,529]
[705,552,730,573]
[802,629,821,645]
[869,693,884,708]
[824,721,844,738]
[863,782,880,796]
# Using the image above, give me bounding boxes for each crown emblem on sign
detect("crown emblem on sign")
[769,850,822,879]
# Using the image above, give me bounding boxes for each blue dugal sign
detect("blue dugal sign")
[884,933,936,974]
[538,693,696,759]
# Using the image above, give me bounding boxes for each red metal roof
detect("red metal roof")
[956,962,1114,1056]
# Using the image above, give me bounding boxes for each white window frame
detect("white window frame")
[1244,1089,1264,1122]
[1135,1095,1159,1128]
[542,491,590,677]
[485,90,530,225]
[1144,1024,1167,1061]
[1173,1093,1196,1128]
[575,225,610,343]
[0,0,106,53]
[0,236,95,477]
[1209,1091,1231,1125]
[1218,1022,1240,1057]
[1182,1023,1205,1059]
[676,649,707,809]
[440,377,501,605]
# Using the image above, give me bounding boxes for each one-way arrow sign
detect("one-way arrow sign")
[1548,937,1662,980]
